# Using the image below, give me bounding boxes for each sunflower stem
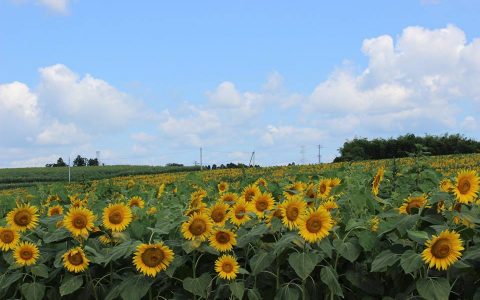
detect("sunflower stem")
[87,270,99,300]
[301,278,306,300]
[192,251,197,300]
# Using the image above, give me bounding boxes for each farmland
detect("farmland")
[0,165,200,190]
[0,153,479,299]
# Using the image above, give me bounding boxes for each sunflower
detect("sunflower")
[422,230,464,271]
[127,179,136,189]
[372,167,385,196]
[317,179,332,199]
[255,178,268,188]
[13,241,39,266]
[265,206,283,227]
[218,182,229,194]
[436,201,446,214]
[46,195,61,204]
[209,229,237,252]
[181,213,213,241]
[190,190,207,207]
[103,203,132,232]
[279,195,306,230]
[47,205,64,216]
[64,207,95,237]
[439,179,453,193]
[129,196,145,208]
[98,232,125,245]
[321,199,338,212]
[284,181,307,197]
[147,207,158,215]
[156,183,166,199]
[453,170,479,204]
[241,184,260,202]
[329,178,341,188]
[207,202,229,227]
[299,207,333,243]
[304,183,317,199]
[0,227,20,251]
[369,216,380,232]
[133,242,174,277]
[252,192,275,218]
[185,205,208,217]
[398,195,428,215]
[219,193,238,206]
[6,204,39,232]
[63,247,89,273]
[228,200,253,226]
[215,255,239,280]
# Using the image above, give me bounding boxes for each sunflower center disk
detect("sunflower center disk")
[68,252,84,266]
[0,231,14,243]
[51,209,61,215]
[73,215,88,229]
[256,200,268,211]
[286,207,299,221]
[406,200,422,214]
[189,219,207,236]
[222,262,233,273]
[14,211,31,226]
[273,209,282,218]
[235,208,246,219]
[212,209,225,222]
[306,217,322,233]
[246,192,255,201]
[141,248,164,267]
[459,179,471,194]
[109,211,123,225]
[432,239,451,258]
[320,185,327,194]
[216,232,230,244]
[20,250,33,260]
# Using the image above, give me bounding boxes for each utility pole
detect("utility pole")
[200,147,203,170]
[249,151,255,166]
[318,144,323,164]
[96,150,101,166]
[300,145,305,165]
[68,157,71,182]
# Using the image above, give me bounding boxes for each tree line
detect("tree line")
[334,133,480,162]
[45,155,100,167]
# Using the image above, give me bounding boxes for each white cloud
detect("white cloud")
[36,121,90,145]
[261,125,327,146]
[38,64,143,133]
[304,24,480,135]
[131,132,156,143]
[37,0,69,13]
[0,82,40,145]
[9,154,63,168]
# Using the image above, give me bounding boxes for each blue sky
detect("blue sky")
[1,0,479,167]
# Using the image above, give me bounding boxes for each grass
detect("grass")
[0,165,201,189]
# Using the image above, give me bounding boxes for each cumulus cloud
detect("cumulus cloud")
[0,82,40,145]
[260,125,327,146]
[304,24,480,136]
[38,64,143,133]
[36,121,90,145]
[38,0,69,13]
[0,64,146,151]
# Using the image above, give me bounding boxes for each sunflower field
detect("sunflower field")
[0,154,479,299]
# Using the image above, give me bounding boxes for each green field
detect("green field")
[0,165,200,190]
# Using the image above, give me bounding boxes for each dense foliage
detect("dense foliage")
[0,154,479,299]
[334,134,480,162]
